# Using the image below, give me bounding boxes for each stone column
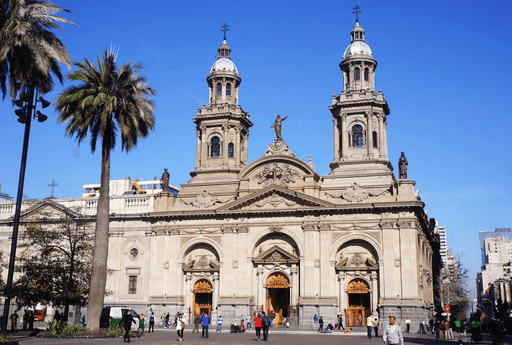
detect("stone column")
[257,266,263,310]
[221,78,226,103]
[341,114,348,159]
[185,273,193,322]
[337,272,346,314]
[222,124,229,167]
[366,111,372,157]
[291,265,298,307]
[235,126,241,168]
[371,271,378,313]
[213,273,219,311]
[383,119,388,158]
[378,115,385,158]
[200,126,207,168]
[195,128,201,169]
[333,116,340,161]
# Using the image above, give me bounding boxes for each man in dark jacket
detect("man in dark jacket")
[262,311,270,341]
[122,311,136,343]
[193,314,200,333]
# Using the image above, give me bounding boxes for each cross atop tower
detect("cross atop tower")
[221,23,229,40]
[352,5,361,22]
[48,180,58,198]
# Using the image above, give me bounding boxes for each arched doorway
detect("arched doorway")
[193,280,212,317]
[266,273,290,326]
[347,279,371,327]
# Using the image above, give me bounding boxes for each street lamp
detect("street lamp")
[1,87,50,334]
[480,298,495,319]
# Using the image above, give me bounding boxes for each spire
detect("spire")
[352,5,361,23]
[221,23,229,41]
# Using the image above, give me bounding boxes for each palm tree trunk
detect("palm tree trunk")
[86,140,111,332]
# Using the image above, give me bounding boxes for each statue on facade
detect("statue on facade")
[160,168,170,192]
[398,152,408,179]
[271,114,288,141]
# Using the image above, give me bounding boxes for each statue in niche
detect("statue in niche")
[160,168,170,192]
[398,152,408,179]
[271,114,288,141]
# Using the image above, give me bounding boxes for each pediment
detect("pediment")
[253,245,299,264]
[183,255,220,272]
[6,198,80,222]
[217,185,335,212]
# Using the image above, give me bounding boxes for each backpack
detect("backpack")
[263,316,270,327]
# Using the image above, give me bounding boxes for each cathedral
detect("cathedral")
[0,19,440,328]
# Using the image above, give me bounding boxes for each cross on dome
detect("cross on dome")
[352,5,361,22]
[221,23,229,40]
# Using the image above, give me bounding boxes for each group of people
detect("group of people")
[314,314,347,333]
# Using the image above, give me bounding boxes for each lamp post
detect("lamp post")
[1,87,49,334]
[480,298,495,319]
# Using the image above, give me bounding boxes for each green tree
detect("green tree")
[56,50,156,331]
[437,252,470,320]
[12,205,92,321]
[0,0,77,100]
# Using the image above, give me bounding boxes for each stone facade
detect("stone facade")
[0,20,441,330]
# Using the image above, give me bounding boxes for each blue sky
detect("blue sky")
[1,0,511,297]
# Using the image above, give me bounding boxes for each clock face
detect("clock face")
[130,248,139,259]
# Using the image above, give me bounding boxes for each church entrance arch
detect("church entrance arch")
[193,280,212,317]
[266,273,290,326]
[347,279,371,327]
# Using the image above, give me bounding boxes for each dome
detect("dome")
[343,41,372,59]
[210,58,238,74]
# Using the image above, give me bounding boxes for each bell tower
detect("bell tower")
[324,13,394,188]
[191,25,253,180]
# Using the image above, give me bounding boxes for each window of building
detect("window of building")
[228,143,234,157]
[352,125,363,147]
[372,131,378,147]
[211,136,220,157]
[216,83,222,96]
[364,68,369,81]
[354,67,360,81]
[129,276,137,294]
[226,83,231,96]
[355,32,360,39]
[130,248,139,259]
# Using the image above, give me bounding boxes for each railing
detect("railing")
[0,203,14,215]
[124,196,150,208]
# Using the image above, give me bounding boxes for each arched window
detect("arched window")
[352,125,363,147]
[216,83,222,96]
[354,67,360,81]
[372,131,378,147]
[211,136,220,157]
[226,83,231,96]
[364,68,369,81]
[228,143,234,157]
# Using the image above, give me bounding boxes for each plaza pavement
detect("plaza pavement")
[10,326,511,345]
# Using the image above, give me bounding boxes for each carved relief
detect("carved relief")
[255,163,301,186]
[252,192,297,208]
[263,140,295,157]
[325,183,369,203]
[180,190,233,209]
[266,273,289,288]
[194,280,213,293]
[302,223,317,231]
[319,223,331,231]
[347,279,369,293]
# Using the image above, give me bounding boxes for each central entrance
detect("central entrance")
[193,280,212,316]
[266,273,289,326]
[347,279,371,327]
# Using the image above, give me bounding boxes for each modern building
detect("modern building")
[434,222,448,264]
[0,19,441,328]
[478,228,512,266]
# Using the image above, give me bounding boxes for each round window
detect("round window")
[130,248,139,259]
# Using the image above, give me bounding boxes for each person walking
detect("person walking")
[28,311,34,331]
[313,314,318,329]
[121,310,136,343]
[255,313,262,341]
[202,312,210,338]
[443,319,451,339]
[176,312,185,342]
[246,314,252,329]
[373,317,379,337]
[367,314,373,338]
[192,314,200,333]
[216,315,223,332]
[383,316,404,345]
[148,312,155,332]
[318,316,324,333]
[262,311,270,341]
[337,314,344,330]
[405,317,410,333]
[270,311,275,327]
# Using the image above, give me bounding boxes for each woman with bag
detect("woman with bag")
[176,312,186,341]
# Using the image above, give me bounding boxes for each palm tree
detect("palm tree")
[56,49,156,332]
[0,0,77,100]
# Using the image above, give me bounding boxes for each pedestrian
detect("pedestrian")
[202,312,210,338]
[367,314,373,338]
[192,314,200,333]
[382,316,404,345]
[262,311,270,341]
[443,319,451,339]
[270,310,275,327]
[373,317,379,337]
[461,320,467,337]
[420,318,426,334]
[121,310,136,343]
[313,314,318,329]
[216,315,223,332]
[54,310,61,323]
[176,312,185,342]
[22,310,28,331]
[28,311,34,331]
[10,313,18,331]
[148,312,155,332]
[318,316,324,333]
[246,314,251,329]
[405,317,410,333]
[255,313,262,341]
[337,314,344,330]
[165,312,170,328]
